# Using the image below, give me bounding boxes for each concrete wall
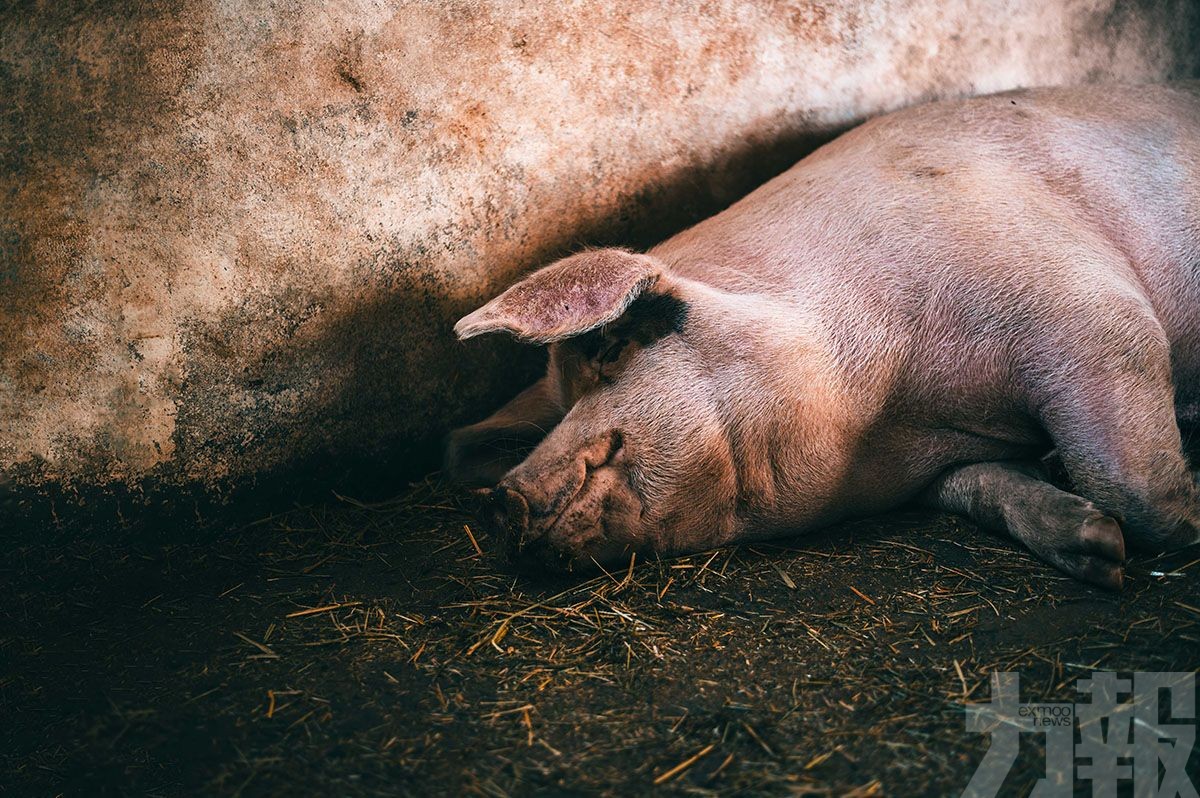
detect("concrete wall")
[2,0,1198,499]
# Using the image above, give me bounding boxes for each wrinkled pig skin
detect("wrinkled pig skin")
[2,1,1199,502]
[450,83,1200,590]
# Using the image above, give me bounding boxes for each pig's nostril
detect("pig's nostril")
[490,485,530,547]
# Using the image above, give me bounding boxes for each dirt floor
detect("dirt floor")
[4,478,1200,796]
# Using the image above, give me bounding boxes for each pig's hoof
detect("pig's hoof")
[1035,509,1126,590]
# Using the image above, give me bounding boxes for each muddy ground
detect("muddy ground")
[4,478,1200,796]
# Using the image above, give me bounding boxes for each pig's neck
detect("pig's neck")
[696,284,891,535]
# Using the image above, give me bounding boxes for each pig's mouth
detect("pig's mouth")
[486,430,645,572]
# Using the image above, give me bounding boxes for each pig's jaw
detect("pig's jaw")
[695,332,859,541]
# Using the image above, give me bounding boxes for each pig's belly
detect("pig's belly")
[1169,325,1200,422]
[1178,389,1200,427]
[1151,258,1200,413]
[841,422,1048,515]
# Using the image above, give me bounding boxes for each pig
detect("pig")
[446,82,1200,589]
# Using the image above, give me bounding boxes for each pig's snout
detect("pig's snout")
[487,484,562,569]
[488,485,529,547]
[488,483,573,571]
[483,429,642,572]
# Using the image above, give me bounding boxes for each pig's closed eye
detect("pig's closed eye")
[598,340,627,365]
[596,339,628,382]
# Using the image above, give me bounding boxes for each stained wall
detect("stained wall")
[2,0,1197,498]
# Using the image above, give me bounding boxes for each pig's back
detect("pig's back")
[653,81,1200,397]
[974,82,1200,389]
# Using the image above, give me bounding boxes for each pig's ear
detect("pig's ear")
[454,249,664,344]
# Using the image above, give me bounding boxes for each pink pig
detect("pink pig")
[448,82,1200,589]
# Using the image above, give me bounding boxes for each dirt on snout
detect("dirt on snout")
[4,478,1200,796]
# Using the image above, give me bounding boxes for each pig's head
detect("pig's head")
[449,248,847,572]
[449,248,748,571]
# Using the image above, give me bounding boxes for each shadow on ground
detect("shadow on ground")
[4,479,1200,795]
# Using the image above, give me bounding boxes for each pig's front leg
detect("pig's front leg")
[445,377,564,488]
[919,461,1126,589]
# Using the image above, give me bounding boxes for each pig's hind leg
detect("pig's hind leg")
[920,461,1126,589]
[1031,319,1200,555]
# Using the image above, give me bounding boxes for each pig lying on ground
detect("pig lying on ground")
[447,82,1200,589]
